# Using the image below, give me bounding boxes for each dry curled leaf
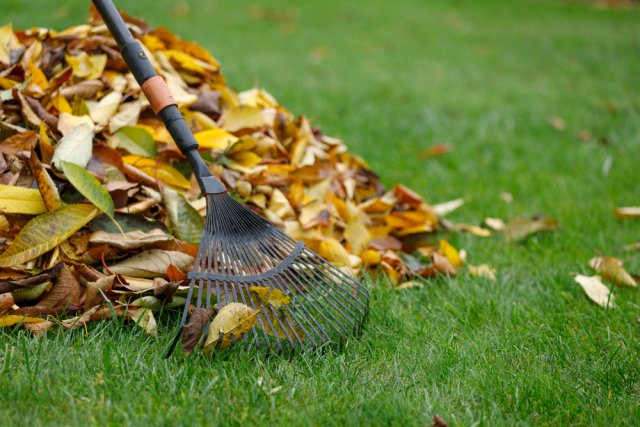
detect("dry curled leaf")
[574,274,615,309]
[108,250,194,278]
[505,216,558,242]
[589,256,637,288]
[204,303,258,351]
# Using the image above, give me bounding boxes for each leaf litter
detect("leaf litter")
[0,8,508,344]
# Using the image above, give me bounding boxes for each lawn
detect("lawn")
[2,0,640,425]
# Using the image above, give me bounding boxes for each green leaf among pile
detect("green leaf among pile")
[0,10,473,337]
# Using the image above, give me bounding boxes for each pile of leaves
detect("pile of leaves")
[0,9,475,338]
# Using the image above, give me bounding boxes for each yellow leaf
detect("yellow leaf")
[194,128,238,150]
[203,303,258,351]
[344,218,370,255]
[29,151,64,212]
[0,184,46,215]
[29,62,48,90]
[161,50,218,74]
[123,155,191,190]
[0,315,44,328]
[439,240,463,268]
[467,264,497,281]
[396,280,424,290]
[65,52,107,80]
[249,286,291,309]
[0,204,98,267]
[222,106,265,132]
[230,150,262,169]
[0,23,22,66]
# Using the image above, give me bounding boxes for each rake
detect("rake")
[92,0,369,354]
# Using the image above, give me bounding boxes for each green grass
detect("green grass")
[3,0,640,425]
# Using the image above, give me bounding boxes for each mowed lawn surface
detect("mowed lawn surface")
[2,0,640,425]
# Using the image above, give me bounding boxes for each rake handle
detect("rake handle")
[92,0,225,194]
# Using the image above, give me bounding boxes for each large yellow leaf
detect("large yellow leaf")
[0,184,46,215]
[0,315,44,328]
[122,155,191,190]
[65,52,107,79]
[194,128,238,150]
[0,204,98,267]
[204,303,258,351]
[222,106,265,132]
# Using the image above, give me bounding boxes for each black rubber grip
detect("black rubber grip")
[121,41,156,85]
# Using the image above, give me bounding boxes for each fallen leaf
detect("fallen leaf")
[484,217,505,231]
[65,52,107,79]
[0,293,14,314]
[181,307,213,354]
[589,256,637,288]
[194,128,238,150]
[439,240,462,268]
[614,207,640,220]
[127,308,157,336]
[432,198,465,217]
[38,263,81,309]
[505,216,558,242]
[109,126,157,158]
[467,264,496,281]
[574,274,615,309]
[161,186,204,244]
[84,275,115,309]
[122,155,191,190]
[0,184,46,215]
[0,315,44,328]
[431,416,449,427]
[60,161,114,217]
[23,320,53,337]
[396,280,424,290]
[249,286,291,309]
[87,92,122,124]
[204,302,258,351]
[29,151,64,212]
[89,229,174,250]
[418,143,453,159]
[51,123,95,168]
[0,204,98,267]
[222,106,266,132]
[108,249,194,278]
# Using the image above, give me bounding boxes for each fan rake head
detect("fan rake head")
[176,186,369,355]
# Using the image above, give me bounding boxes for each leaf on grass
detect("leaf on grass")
[11,282,50,304]
[0,204,98,267]
[614,207,640,220]
[467,264,497,281]
[0,315,44,328]
[484,217,506,231]
[574,274,615,309]
[194,128,238,150]
[204,303,258,351]
[108,249,194,278]
[23,320,53,337]
[38,264,81,309]
[161,186,204,244]
[109,126,157,158]
[127,308,157,336]
[84,275,115,309]
[439,240,463,268]
[396,280,424,290]
[249,286,291,310]
[51,123,95,168]
[60,160,114,217]
[181,307,213,354]
[589,256,637,288]
[0,183,46,215]
[505,216,558,242]
[29,151,64,211]
[431,198,465,217]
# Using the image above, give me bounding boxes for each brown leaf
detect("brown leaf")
[38,264,81,309]
[84,275,115,309]
[431,416,449,427]
[181,307,213,354]
[504,216,558,242]
[29,151,64,212]
[89,229,174,250]
[614,207,640,219]
[589,256,637,288]
[0,293,14,314]
[108,250,194,278]
[23,319,54,337]
[0,130,37,155]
